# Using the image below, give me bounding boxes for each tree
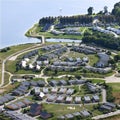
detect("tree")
[104,6,108,14]
[87,7,94,15]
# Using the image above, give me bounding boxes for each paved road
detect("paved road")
[92,110,120,120]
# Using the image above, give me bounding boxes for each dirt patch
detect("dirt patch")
[113,92,120,104]
[0,89,5,94]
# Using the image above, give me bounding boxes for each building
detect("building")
[65,96,73,103]
[49,80,58,87]
[59,80,67,86]
[66,88,74,95]
[51,87,58,93]
[56,95,65,103]
[47,94,57,102]
[58,88,67,94]
[84,96,91,103]
[40,111,52,119]
[92,95,100,102]
[75,96,81,104]
[65,114,74,119]
[80,110,90,117]
[29,103,42,117]
[43,88,49,94]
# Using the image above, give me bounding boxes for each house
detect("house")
[66,88,74,95]
[30,81,38,86]
[56,95,65,103]
[51,87,58,93]
[104,102,116,109]
[47,94,57,102]
[72,112,81,117]
[58,88,67,94]
[29,103,42,117]
[49,80,58,87]
[82,57,89,62]
[40,111,52,119]
[43,87,49,94]
[65,114,74,119]
[36,65,40,71]
[92,95,100,102]
[29,64,34,69]
[34,87,40,95]
[84,96,91,103]
[96,52,109,68]
[59,80,67,86]
[100,105,112,112]
[6,104,19,110]
[22,99,32,106]
[39,92,45,100]
[15,101,26,108]
[65,96,73,103]
[80,110,90,117]
[37,80,46,87]
[75,96,81,104]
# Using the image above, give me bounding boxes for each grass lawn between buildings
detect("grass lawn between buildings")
[36,103,102,120]
[107,83,120,104]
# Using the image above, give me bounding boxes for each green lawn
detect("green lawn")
[0,43,34,59]
[86,79,105,83]
[37,103,102,120]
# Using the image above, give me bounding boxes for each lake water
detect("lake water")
[1,0,120,48]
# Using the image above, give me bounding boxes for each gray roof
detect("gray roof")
[104,102,116,108]
[59,88,67,93]
[72,112,81,116]
[56,95,65,101]
[66,88,74,95]
[84,96,91,102]
[81,110,90,117]
[65,114,74,119]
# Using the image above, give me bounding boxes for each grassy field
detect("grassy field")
[4,72,10,86]
[107,83,120,104]
[86,79,105,83]
[37,103,102,120]
[0,82,20,95]
[0,43,34,59]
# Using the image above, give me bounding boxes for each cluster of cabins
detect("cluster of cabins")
[106,27,120,35]
[0,94,15,105]
[58,110,91,120]
[96,52,109,68]
[4,111,35,120]
[41,44,63,51]
[5,99,32,110]
[5,102,52,120]
[100,102,116,113]
[71,45,99,54]
[86,82,99,93]
[12,80,46,96]
[49,56,88,71]
[33,86,100,104]
[92,26,114,35]
[46,93,100,104]
[85,66,111,73]
[92,26,120,36]
[38,46,67,61]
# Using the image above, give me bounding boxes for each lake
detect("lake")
[1,0,119,48]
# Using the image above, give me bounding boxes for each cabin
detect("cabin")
[66,88,74,95]
[59,88,67,94]
[80,110,90,117]
[47,94,57,102]
[75,96,81,104]
[29,103,42,117]
[84,96,91,103]
[65,96,73,103]
[56,95,65,103]
[92,95,100,102]
[65,114,74,119]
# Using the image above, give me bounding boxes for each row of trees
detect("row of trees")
[82,31,120,50]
